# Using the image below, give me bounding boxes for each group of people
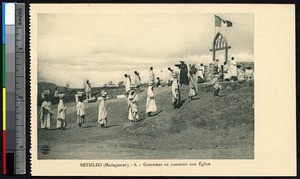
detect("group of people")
[39,94,67,130]
[124,71,142,93]
[38,89,108,130]
[124,67,158,123]
[38,57,254,130]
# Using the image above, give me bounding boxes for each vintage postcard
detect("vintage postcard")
[30,4,296,176]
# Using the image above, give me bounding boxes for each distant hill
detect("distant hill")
[38,82,63,92]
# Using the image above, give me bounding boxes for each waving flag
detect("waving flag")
[215,15,232,27]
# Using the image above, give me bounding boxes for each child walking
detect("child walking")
[76,96,85,127]
[56,94,67,130]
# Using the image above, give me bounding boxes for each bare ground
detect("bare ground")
[37,81,254,159]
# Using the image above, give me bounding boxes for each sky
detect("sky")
[38,13,253,88]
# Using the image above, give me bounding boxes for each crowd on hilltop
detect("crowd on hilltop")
[38,57,254,130]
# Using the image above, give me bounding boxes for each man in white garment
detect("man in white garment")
[229,57,237,82]
[124,74,131,95]
[198,63,205,83]
[149,67,155,84]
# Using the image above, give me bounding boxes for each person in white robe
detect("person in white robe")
[134,71,141,92]
[245,67,254,80]
[53,87,59,104]
[171,72,181,108]
[76,96,85,127]
[149,67,155,84]
[188,64,198,101]
[127,90,139,122]
[229,57,237,82]
[167,67,174,86]
[124,74,131,95]
[211,68,222,97]
[146,82,157,116]
[223,61,230,81]
[237,65,247,83]
[198,63,205,83]
[38,95,54,130]
[84,80,92,100]
[98,91,108,128]
[56,94,67,130]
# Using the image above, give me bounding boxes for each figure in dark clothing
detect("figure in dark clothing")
[175,60,189,85]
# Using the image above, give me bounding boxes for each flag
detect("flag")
[215,15,232,27]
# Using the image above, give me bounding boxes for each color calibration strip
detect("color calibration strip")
[2,3,7,174]
[2,3,26,175]
[3,2,16,175]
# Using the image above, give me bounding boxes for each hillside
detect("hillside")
[37,80,254,159]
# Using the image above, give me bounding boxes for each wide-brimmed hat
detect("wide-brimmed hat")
[180,60,185,63]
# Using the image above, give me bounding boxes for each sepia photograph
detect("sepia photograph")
[30,4,295,176]
[36,12,254,159]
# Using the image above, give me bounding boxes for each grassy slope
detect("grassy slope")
[38,81,254,159]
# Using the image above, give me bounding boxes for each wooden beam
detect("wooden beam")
[209,46,231,52]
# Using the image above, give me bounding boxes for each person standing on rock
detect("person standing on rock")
[175,60,189,85]
[84,80,92,100]
[146,82,157,117]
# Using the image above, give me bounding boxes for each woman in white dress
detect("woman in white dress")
[146,82,157,117]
